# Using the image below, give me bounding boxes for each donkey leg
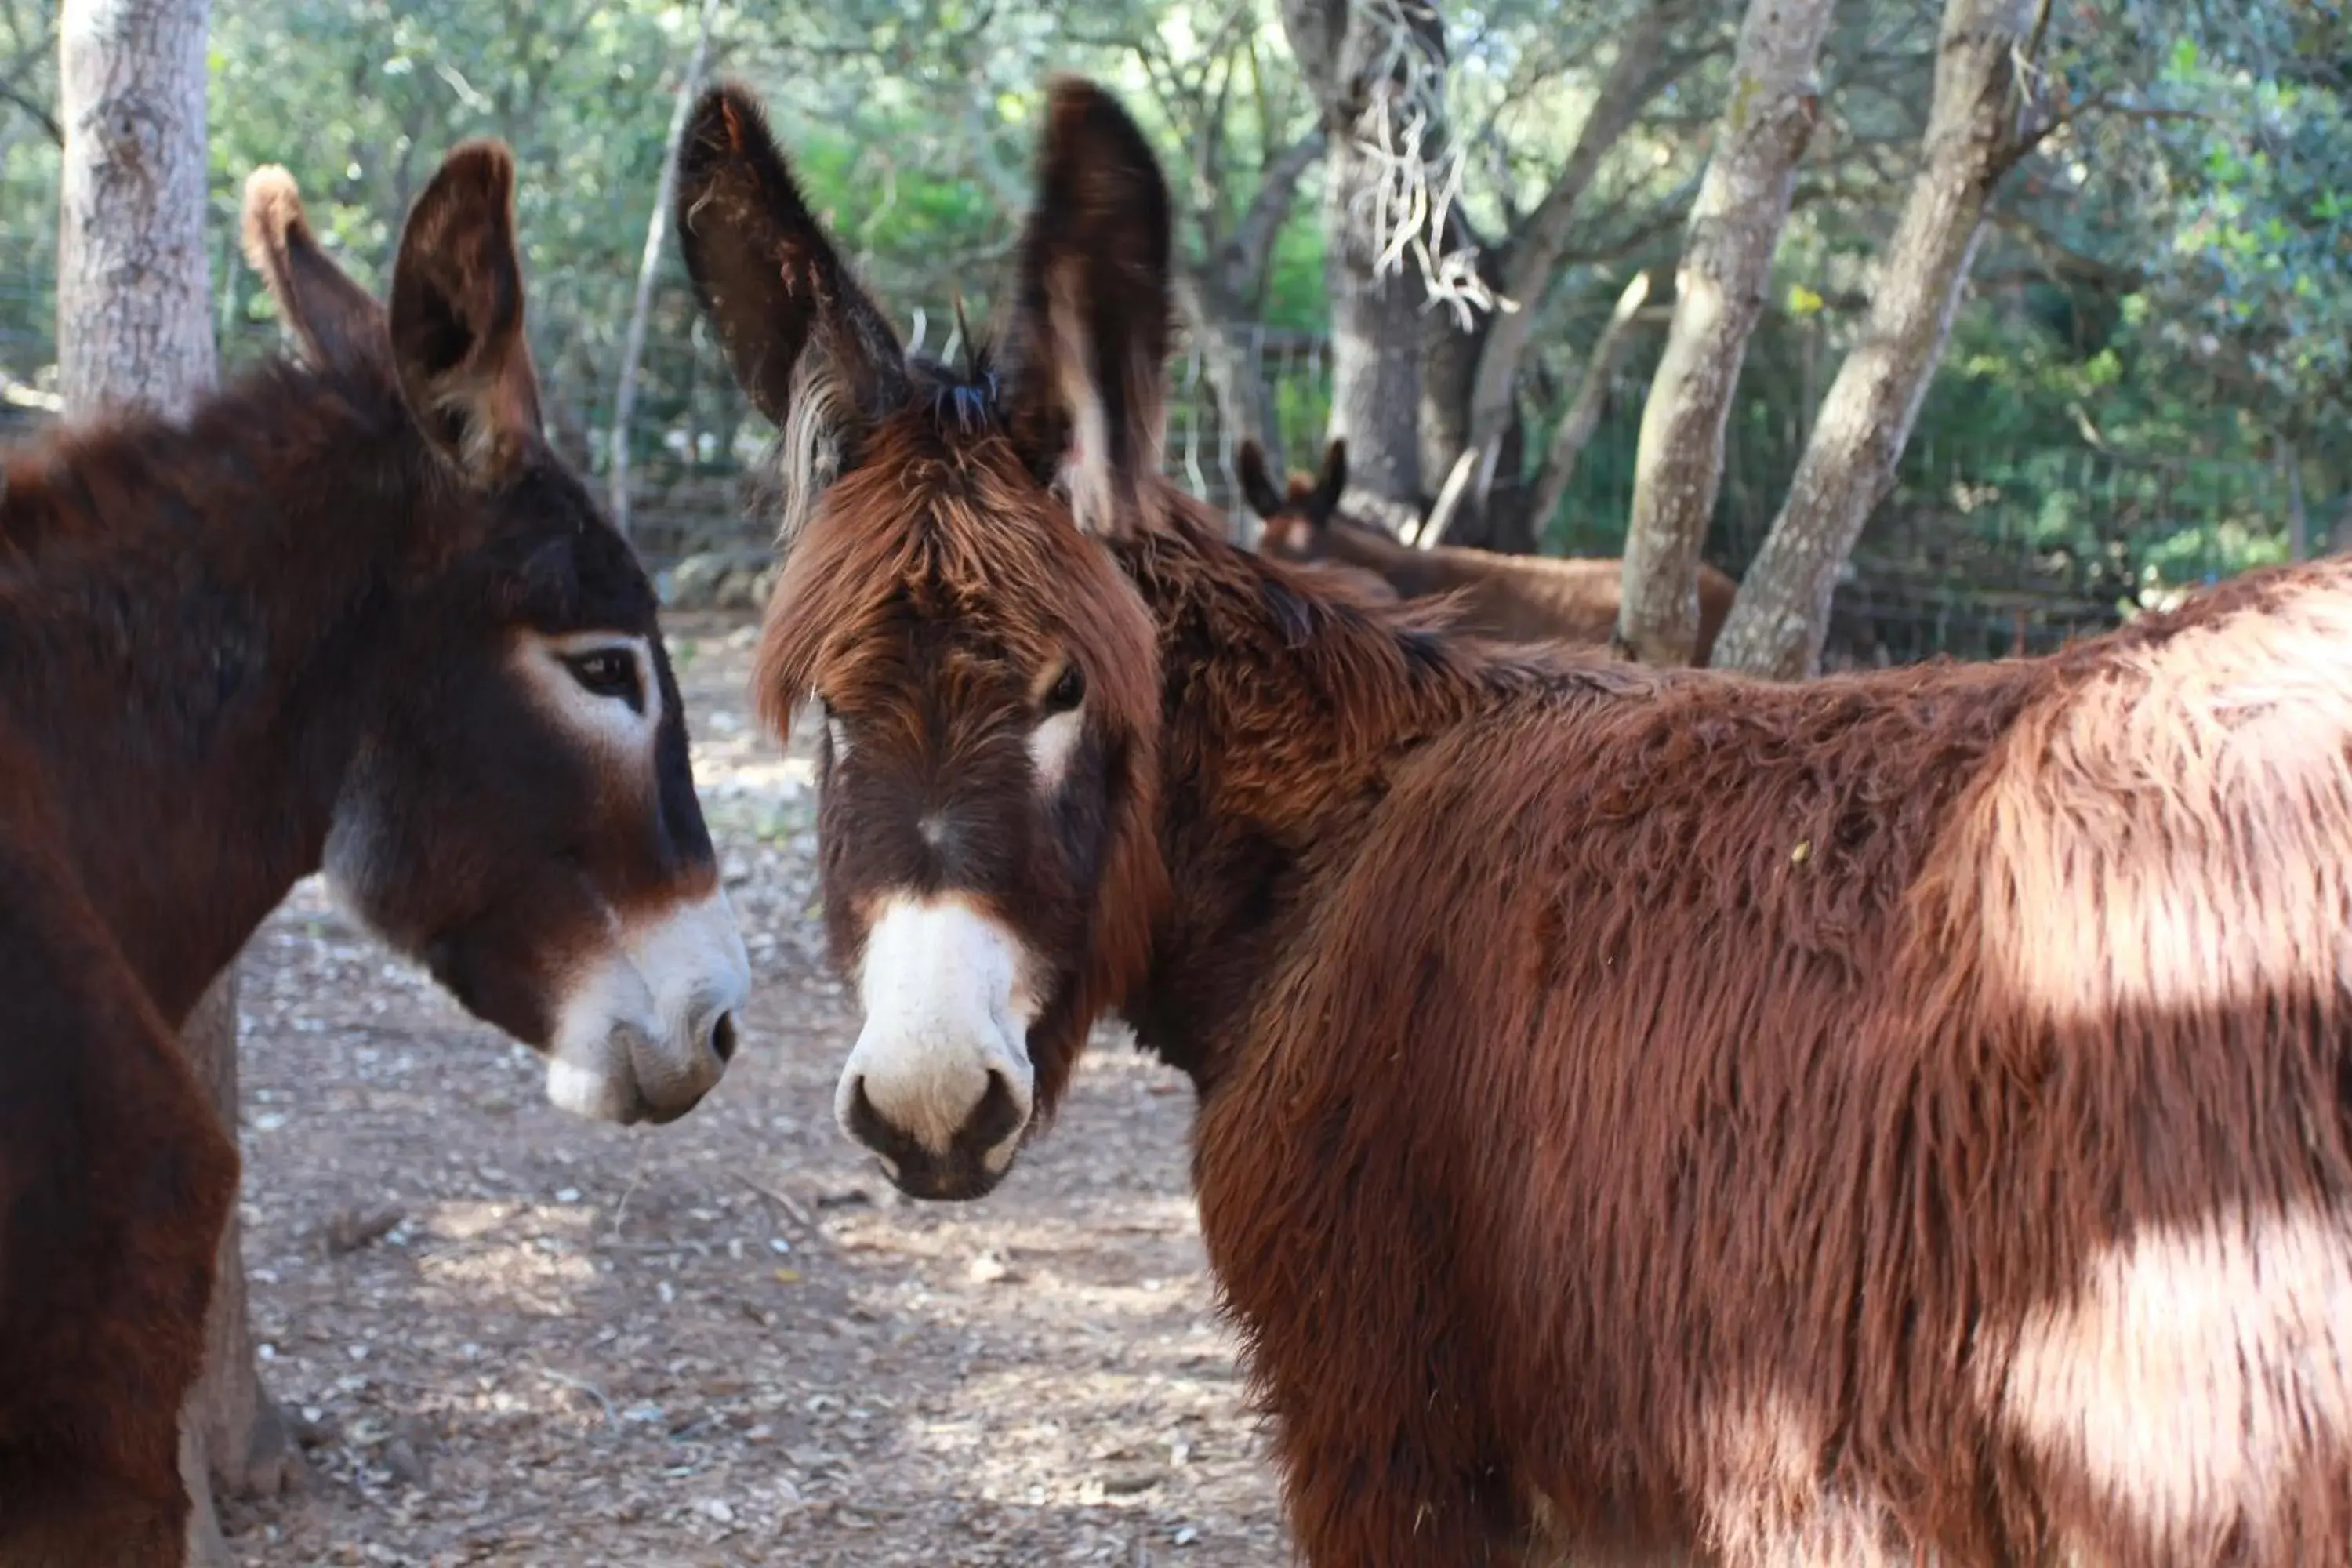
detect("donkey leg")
[1269,1410,1523,1567]
[0,880,240,1568]
[0,1438,193,1568]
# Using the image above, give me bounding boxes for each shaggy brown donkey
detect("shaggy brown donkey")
[0,150,750,1564]
[683,74,2352,1568]
[1242,436,1738,660]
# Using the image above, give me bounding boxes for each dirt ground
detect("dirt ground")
[221,610,1292,1566]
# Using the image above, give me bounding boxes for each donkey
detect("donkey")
[1242,436,1739,660]
[684,75,2352,1568]
[0,147,750,1563]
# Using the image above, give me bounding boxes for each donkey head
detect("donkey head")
[1239,437,1347,564]
[243,150,749,1125]
[678,79,1174,1197]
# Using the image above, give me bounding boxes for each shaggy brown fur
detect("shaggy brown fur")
[691,74,2352,1566]
[0,150,733,1563]
[1242,437,1738,660]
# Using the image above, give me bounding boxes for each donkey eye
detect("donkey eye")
[1042,663,1087,714]
[562,649,640,706]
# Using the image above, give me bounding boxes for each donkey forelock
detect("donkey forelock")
[753,412,1161,742]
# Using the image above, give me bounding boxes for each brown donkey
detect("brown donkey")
[685,77,2352,1568]
[1242,435,1738,659]
[0,149,749,1563]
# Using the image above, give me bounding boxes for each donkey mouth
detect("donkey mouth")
[873,1153,1011,1203]
[843,1069,1027,1201]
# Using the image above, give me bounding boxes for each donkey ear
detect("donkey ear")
[675,83,906,514]
[241,166,388,376]
[1308,439,1348,524]
[385,140,544,488]
[999,76,1174,539]
[1236,441,1287,521]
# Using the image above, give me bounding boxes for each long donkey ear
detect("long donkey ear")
[999,76,1174,539]
[241,166,388,376]
[674,83,906,539]
[1306,439,1348,525]
[385,141,544,488]
[1236,441,1288,521]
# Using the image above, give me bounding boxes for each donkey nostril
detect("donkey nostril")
[967,1069,1026,1151]
[710,1013,739,1064]
[844,1073,888,1145]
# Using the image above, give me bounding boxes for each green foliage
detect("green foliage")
[0,0,2337,643]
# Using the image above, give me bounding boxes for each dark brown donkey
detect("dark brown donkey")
[1243,435,1739,659]
[0,149,749,1563]
[684,76,2352,1568]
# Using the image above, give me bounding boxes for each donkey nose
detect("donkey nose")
[709,1011,739,1064]
[840,1066,1028,1201]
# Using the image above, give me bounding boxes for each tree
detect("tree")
[57,2,289,1562]
[1711,0,2049,678]
[1428,0,1696,552]
[1280,0,1454,527]
[1614,0,1838,666]
[608,0,724,538]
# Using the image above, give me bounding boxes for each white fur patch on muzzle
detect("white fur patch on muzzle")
[837,894,1040,1173]
[546,885,752,1123]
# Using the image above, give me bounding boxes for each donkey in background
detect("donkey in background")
[1243,436,1739,660]
[0,147,748,1563]
[684,74,2352,1568]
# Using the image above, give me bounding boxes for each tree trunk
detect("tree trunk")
[1281,0,1449,512]
[1524,270,1653,541]
[59,5,283,1563]
[1321,116,1433,510]
[608,0,720,539]
[1416,281,1511,546]
[1451,0,1679,542]
[1711,0,2045,679]
[1614,0,1837,666]
[57,0,213,419]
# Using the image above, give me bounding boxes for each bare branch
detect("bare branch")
[1219,129,1326,299]
[1413,445,1482,548]
[1985,206,2144,292]
[0,74,58,143]
[1525,269,1654,538]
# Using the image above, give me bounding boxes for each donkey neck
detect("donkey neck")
[0,363,423,1023]
[1113,510,1591,1089]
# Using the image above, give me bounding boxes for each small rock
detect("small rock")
[321,1206,403,1256]
[289,1409,339,1450]
[966,1251,1014,1285]
[383,1437,430,1490]
[696,1497,735,1526]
